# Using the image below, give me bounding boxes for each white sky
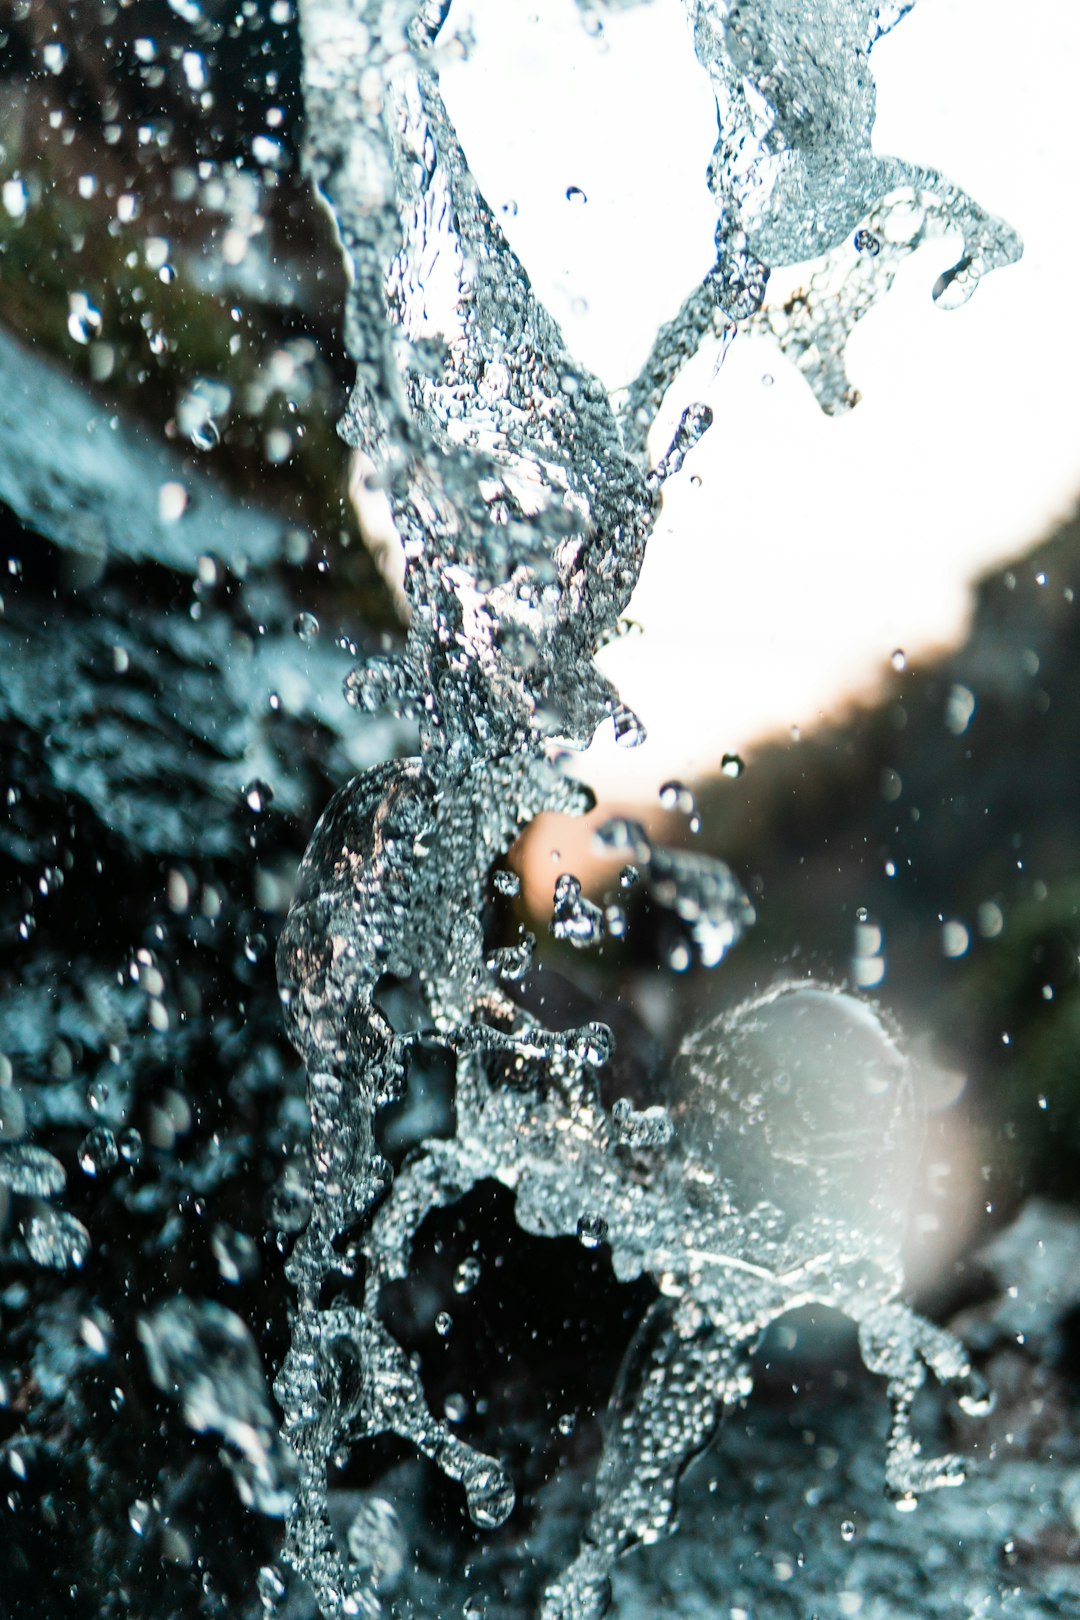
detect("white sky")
[441,0,1080,794]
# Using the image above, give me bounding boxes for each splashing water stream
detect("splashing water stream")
[273,2,1019,1615]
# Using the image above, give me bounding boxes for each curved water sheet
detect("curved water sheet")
[273,2,1019,1616]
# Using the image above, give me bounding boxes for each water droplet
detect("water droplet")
[565,185,587,205]
[464,1461,514,1528]
[67,295,103,346]
[243,780,273,813]
[293,611,319,642]
[257,1564,287,1611]
[444,1391,469,1423]
[129,1499,152,1536]
[0,1144,66,1198]
[941,920,970,958]
[190,417,220,451]
[659,780,695,814]
[118,1127,143,1167]
[576,1212,608,1250]
[23,1208,91,1270]
[346,1496,405,1589]
[454,1257,482,1294]
[158,481,188,522]
[721,752,745,778]
[891,648,906,672]
[612,704,647,748]
[78,1125,119,1177]
[211,1222,259,1284]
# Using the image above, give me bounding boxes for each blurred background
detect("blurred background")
[1,1,1079,1615]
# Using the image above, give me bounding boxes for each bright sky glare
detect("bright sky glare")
[441,0,1080,794]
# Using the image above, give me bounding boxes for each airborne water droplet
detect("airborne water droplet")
[721,752,745,778]
[78,1125,119,1177]
[0,1144,67,1198]
[243,780,273,814]
[464,1461,514,1528]
[190,417,220,451]
[23,1208,91,1270]
[454,1257,482,1294]
[576,1212,608,1250]
[346,1497,406,1590]
[67,294,103,345]
[612,705,647,748]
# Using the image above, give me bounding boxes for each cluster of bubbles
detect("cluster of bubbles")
[270,1,1018,1616]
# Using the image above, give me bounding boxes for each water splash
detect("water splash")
[274,1,1016,1614]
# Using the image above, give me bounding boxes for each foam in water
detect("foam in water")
[273,2,1017,1614]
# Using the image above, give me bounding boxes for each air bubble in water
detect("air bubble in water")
[565,185,587,205]
[854,229,880,255]
[840,1519,856,1542]
[721,752,745,778]
[493,869,520,898]
[435,1311,453,1338]
[293,612,320,642]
